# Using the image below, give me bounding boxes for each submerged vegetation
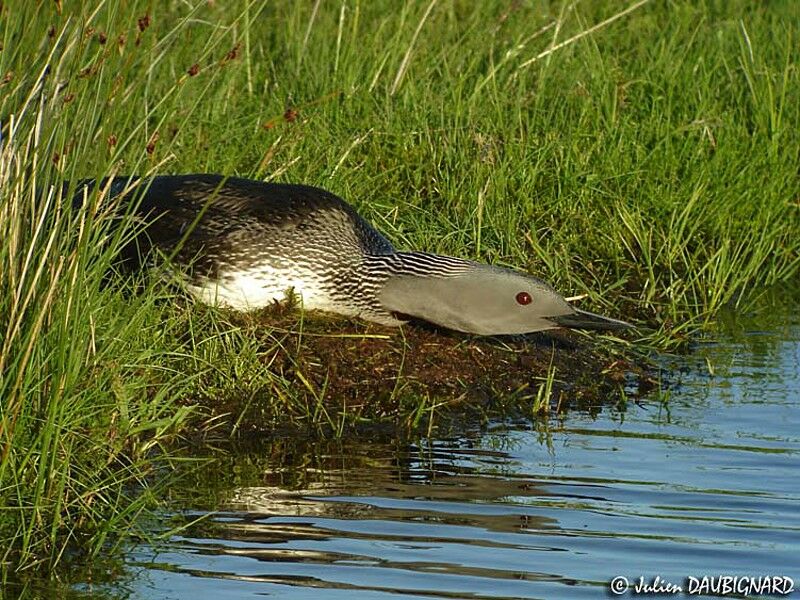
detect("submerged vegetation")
[0,0,798,581]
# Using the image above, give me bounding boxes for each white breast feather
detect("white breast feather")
[185,266,347,313]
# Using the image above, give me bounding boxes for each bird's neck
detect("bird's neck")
[366,251,477,280]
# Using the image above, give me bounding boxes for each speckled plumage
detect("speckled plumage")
[82,174,412,323]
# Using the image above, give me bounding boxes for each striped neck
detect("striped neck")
[365,251,479,280]
[321,252,480,326]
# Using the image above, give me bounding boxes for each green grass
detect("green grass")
[1,0,798,578]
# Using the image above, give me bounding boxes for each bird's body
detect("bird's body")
[74,174,631,335]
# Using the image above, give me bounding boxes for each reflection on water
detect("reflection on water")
[92,299,799,599]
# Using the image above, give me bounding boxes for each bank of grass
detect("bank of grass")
[0,0,798,578]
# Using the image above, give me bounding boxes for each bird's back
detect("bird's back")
[76,174,394,279]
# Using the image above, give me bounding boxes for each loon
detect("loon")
[74,174,631,336]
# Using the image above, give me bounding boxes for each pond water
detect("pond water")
[85,299,799,599]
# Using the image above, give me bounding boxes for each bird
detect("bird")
[71,174,631,336]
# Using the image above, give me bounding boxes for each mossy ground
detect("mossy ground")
[178,302,655,439]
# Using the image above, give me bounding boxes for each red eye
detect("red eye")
[516,291,532,305]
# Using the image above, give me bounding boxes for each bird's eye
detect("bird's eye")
[515,291,532,305]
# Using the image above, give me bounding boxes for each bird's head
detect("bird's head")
[376,253,630,336]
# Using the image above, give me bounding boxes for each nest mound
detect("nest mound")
[186,304,655,437]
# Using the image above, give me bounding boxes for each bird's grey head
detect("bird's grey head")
[375,253,593,336]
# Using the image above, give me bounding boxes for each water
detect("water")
[88,304,800,599]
